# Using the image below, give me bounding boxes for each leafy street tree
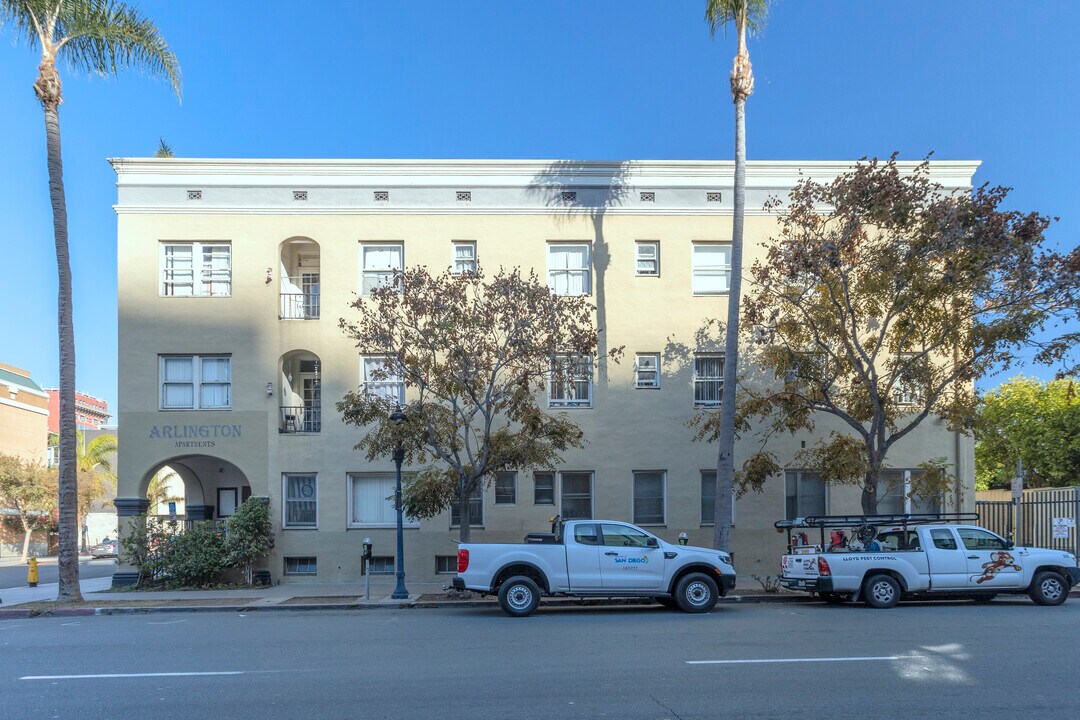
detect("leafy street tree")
[75,430,116,551]
[0,453,58,561]
[976,376,1080,489]
[1,0,180,601]
[721,157,1078,513]
[339,267,618,542]
[704,0,770,551]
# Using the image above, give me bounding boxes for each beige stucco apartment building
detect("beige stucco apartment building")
[109,158,979,586]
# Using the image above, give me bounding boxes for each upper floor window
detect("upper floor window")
[550,355,593,408]
[547,243,591,295]
[893,353,923,406]
[693,354,723,407]
[635,241,659,276]
[451,485,484,527]
[634,353,660,389]
[161,242,231,297]
[160,355,231,410]
[362,357,405,407]
[452,241,477,275]
[692,243,731,295]
[361,243,403,295]
[495,471,517,504]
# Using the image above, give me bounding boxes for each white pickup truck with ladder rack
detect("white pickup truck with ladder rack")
[775,513,1079,608]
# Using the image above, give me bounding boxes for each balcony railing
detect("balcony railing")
[280,404,321,434]
[280,291,320,320]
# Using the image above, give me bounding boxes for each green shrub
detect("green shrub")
[224,497,274,586]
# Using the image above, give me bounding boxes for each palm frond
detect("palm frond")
[0,0,53,51]
[154,137,173,158]
[705,0,770,37]
[54,0,181,98]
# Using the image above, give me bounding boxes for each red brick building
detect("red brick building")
[45,389,112,433]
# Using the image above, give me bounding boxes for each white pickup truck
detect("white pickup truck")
[452,518,737,616]
[775,513,1080,608]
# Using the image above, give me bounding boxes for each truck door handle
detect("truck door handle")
[604,552,618,556]
[967,555,978,559]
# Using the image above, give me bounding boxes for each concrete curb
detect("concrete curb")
[3,588,1077,619]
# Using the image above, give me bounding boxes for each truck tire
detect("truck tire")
[498,575,541,617]
[1028,571,1068,606]
[674,573,718,613]
[819,592,846,605]
[862,574,900,609]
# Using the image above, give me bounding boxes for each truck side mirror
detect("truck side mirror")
[646,537,659,548]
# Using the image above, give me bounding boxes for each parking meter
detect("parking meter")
[362,538,373,600]
[678,532,688,546]
[362,538,373,560]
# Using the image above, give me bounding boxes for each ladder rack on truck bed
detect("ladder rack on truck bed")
[774,513,981,553]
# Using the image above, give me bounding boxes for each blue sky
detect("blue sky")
[0,0,1077,417]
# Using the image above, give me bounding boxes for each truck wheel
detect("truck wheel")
[1028,571,1068,606]
[675,573,718,613]
[819,592,846,605]
[498,576,541,617]
[862,574,900,609]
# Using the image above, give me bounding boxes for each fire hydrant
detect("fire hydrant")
[27,557,39,587]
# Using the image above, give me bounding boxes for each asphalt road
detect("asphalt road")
[0,558,116,589]
[1,599,1077,720]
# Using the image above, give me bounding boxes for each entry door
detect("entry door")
[302,376,321,432]
[598,523,665,591]
[565,523,603,590]
[301,272,320,318]
[958,528,1024,589]
[924,528,969,589]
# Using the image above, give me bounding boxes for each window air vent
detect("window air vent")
[457,191,472,202]
[374,190,389,202]
[707,192,722,202]
[640,192,655,202]
[561,191,577,203]
[187,190,202,201]
[293,190,308,201]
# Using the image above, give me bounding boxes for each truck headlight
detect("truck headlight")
[718,554,732,565]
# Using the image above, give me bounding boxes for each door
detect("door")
[598,523,665,591]
[302,376,321,432]
[957,528,1024,589]
[564,523,603,590]
[924,528,968,589]
[301,272,320,318]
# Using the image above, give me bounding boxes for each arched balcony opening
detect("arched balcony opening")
[279,350,322,434]
[279,237,320,320]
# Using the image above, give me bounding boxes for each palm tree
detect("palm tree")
[154,137,174,158]
[75,431,117,551]
[146,468,182,515]
[0,0,180,601]
[705,0,769,552]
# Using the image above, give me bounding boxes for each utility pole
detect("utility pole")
[1012,459,1024,545]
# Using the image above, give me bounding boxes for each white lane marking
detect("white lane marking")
[687,655,903,665]
[60,622,80,626]
[147,619,188,625]
[20,671,245,680]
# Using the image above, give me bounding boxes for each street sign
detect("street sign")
[1052,518,1074,539]
[1011,475,1023,498]
[168,501,177,520]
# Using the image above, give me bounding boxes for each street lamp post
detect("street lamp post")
[390,407,409,600]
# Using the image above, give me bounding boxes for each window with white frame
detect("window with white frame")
[361,243,403,295]
[348,474,418,528]
[160,355,231,410]
[534,472,555,505]
[452,241,477,274]
[560,472,593,520]
[160,242,231,297]
[367,556,394,574]
[550,355,592,408]
[700,470,736,526]
[785,470,826,520]
[893,353,922,406]
[634,353,660,389]
[495,471,517,504]
[436,556,458,574]
[283,474,318,528]
[547,243,591,295]
[633,471,665,525]
[693,354,723,407]
[635,241,659,276]
[877,469,941,515]
[692,243,732,295]
[450,485,484,527]
[362,357,405,406]
[284,557,317,575]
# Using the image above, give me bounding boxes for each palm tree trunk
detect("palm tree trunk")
[43,102,82,602]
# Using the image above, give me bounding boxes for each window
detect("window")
[692,243,731,295]
[368,556,394,574]
[452,241,477,274]
[574,524,599,545]
[633,471,665,525]
[283,474,318,528]
[284,557,317,575]
[700,470,736,526]
[601,524,653,547]
[348,474,418,528]
[785,471,826,520]
[878,470,942,515]
[361,243,403,295]
[534,472,555,505]
[560,472,593,520]
[550,355,592,408]
[958,528,1008,551]
[217,488,238,518]
[451,485,483,527]
[693,354,723,407]
[436,556,458,574]
[634,353,660,389]
[547,243,591,295]
[495,472,517,505]
[893,353,922,406]
[160,355,231,410]
[930,529,958,551]
[635,241,659,276]
[161,242,231,297]
[362,357,405,406]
